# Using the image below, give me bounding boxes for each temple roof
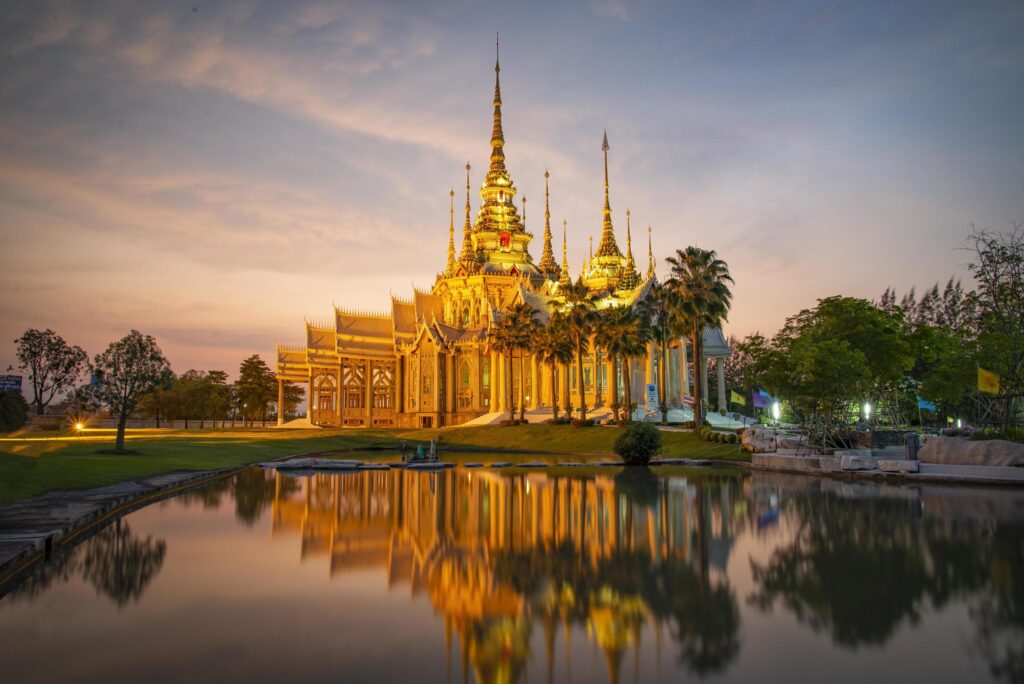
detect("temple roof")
[414,289,444,323]
[335,309,392,339]
[434,321,487,345]
[391,297,417,336]
[306,324,335,351]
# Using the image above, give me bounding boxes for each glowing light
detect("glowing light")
[863,402,872,419]
[771,402,781,421]
[957,418,962,428]
[75,423,84,431]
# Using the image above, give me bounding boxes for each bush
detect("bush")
[546,416,572,425]
[0,390,29,432]
[613,421,662,465]
[571,418,595,428]
[680,421,695,430]
[969,427,1024,443]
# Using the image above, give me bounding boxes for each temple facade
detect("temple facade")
[275,53,730,428]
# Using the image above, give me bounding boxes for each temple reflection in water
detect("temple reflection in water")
[270,468,746,683]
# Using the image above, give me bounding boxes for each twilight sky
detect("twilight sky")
[2,0,1023,378]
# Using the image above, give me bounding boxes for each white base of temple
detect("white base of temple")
[272,417,321,429]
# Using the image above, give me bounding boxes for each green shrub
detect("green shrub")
[613,421,662,465]
[571,418,595,428]
[969,427,1024,443]
[0,390,28,433]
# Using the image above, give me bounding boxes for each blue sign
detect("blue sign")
[0,375,23,392]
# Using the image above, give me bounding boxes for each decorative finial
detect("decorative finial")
[538,170,559,280]
[559,218,571,288]
[647,225,656,281]
[521,196,526,231]
[595,130,622,259]
[459,163,475,271]
[446,188,456,274]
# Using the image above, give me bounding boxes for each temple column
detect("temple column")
[490,351,499,412]
[335,365,342,426]
[701,356,710,413]
[307,371,314,422]
[717,358,727,414]
[471,349,481,413]
[277,379,284,426]
[680,337,690,404]
[530,355,540,410]
[590,347,599,407]
[497,354,507,413]
[607,356,617,410]
[645,342,655,409]
[560,363,570,414]
[364,360,373,425]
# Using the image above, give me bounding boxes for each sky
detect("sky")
[2,0,1023,379]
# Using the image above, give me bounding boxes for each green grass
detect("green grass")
[0,423,747,504]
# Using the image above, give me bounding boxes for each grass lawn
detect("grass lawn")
[0,423,747,504]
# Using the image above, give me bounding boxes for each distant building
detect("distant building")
[276,52,729,427]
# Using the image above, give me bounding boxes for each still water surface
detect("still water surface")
[1,462,1022,683]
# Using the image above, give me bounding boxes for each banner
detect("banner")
[730,390,746,406]
[978,367,1000,395]
[753,389,772,409]
[916,396,937,412]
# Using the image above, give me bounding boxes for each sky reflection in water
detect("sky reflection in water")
[1,466,1022,684]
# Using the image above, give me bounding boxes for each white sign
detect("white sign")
[645,383,658,407]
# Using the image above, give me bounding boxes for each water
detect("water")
[1,464,1022,684]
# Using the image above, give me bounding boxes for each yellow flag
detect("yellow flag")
[730,390,746,406]
[978,367,1000,395]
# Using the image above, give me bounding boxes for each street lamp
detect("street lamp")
[771,401,781,425]
[863,401,872,422]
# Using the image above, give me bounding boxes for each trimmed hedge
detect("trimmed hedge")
[613,421,663,465]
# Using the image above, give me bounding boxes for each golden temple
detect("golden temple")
[276,49,731,427]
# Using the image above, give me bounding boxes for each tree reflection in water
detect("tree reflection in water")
[748,479,1024,682]
[7,518,166,608]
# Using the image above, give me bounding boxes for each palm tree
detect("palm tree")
[505,302,539,422]
[533,313,574,421]
[488,313,518,422]
[560,277,598,421]
[666,247,734,430]
[594,308,622,421]
[636,281,683,425]
[615,305,652,422]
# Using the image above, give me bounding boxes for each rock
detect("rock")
[919,436,1024,467]
[878,459,920,473]
[776,434,807,451]
[463,463,483,468]
[489,462,513,468]
[840,453,877,471]
[850,430,872,449]
[741,427,776,453]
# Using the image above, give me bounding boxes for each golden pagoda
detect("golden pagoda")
[275,46,732,428]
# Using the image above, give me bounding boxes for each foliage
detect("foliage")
[0,390,29,432]
[533,313,574,420]
[92,330,171,453]
[558,277,599,421]
[14,328,89,415]
[968,427,1024,444]
[235,355,276,425]
[596,305,651,422]
[964,223,1024,433]
[666,247,734,428]
[635,280,683,424]
[613,420,662,464]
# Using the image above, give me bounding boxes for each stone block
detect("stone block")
[840,453,877,471]
[878,459,920,473]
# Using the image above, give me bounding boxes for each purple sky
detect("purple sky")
[2,0,1023,379]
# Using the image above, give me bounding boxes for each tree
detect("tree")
[0,390,29,432]
[636,281,683,425]
[93,330,171,453]
[14,329,89,416]
[505,303,539,421]
[597,305,650,422]
[964,223,1024,433]
[667,247,734,430]
[235,355,276,427]
[533,314,574,421]
[136,369,175,427]
[280,382,304,421]
[560,277,598,421]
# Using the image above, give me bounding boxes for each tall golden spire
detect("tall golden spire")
[559,218,571,288]
[646,225,656,281]
[445,188,456,275]
[595,130,623,258]
[459,162,477,272]
[537,170,560,280]
[488,34,507,181]
[521,195,526,231]
[589,234,594,263]
[620,209,639,289]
